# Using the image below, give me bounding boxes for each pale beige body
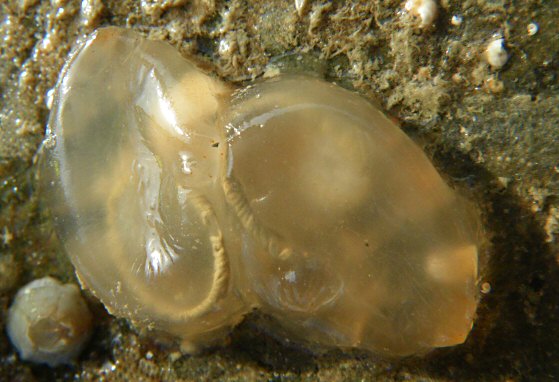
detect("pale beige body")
[43,27,479,356]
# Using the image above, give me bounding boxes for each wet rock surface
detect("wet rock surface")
[0,0,558,380]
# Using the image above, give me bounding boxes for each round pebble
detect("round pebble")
[6,277,93,367]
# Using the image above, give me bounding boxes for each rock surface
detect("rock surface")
[0,0,558,380]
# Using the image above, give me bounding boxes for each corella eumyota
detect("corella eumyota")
[41,27,480,356]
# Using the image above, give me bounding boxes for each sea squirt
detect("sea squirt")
[224,77,479,355]
[42,27,479,356]
[42,27,247,348]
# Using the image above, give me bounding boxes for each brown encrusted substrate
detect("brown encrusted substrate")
[0,0,558,380]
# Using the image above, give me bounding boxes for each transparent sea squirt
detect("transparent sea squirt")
[43,27,479,356]
[42,27,247,348]
[223,77,479,355]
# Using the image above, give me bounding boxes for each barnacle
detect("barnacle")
[7,277,93,366]
[42,27,480,356]
[485,38,508,69]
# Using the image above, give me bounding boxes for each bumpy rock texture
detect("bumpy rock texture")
[0,0,558,381]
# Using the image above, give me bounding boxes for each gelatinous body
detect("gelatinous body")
[43,27,479,356]
[224,78,478,355]
[43,27,246,347]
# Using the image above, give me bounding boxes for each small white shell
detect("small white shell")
[485,38,508,69]
[6,277,92,367]
[527,22,539,36]
[451,15,463,26]
[405,0,438,28]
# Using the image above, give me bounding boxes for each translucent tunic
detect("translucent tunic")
[43,27,479,355]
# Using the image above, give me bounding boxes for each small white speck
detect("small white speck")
[527,22,539,36]
[179,152,192,175]
[284,270,296,283]
[40,35,52,52]
[18,69,31,88]
[451,15,463,26]
[218,39,232,55]
[485,38,508,69]
[56,7,68,20]
[405,0,438,28]
[46,88,55,110]
[100,360,116,374]
[2,227,14,246]
[294,0,308,16]
[81,0,104,28]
